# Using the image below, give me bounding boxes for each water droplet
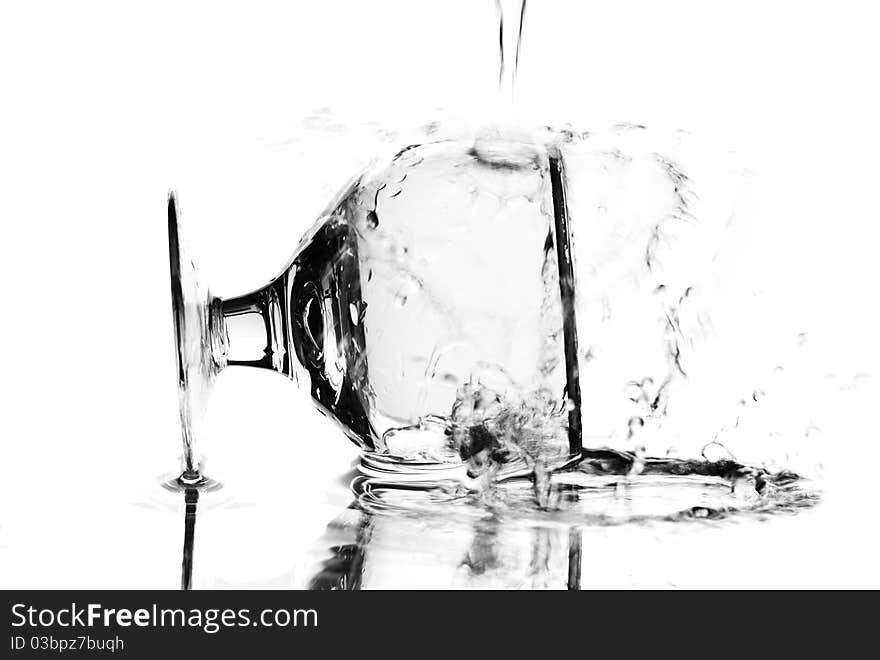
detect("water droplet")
[752,389,765,402]
[624,381,644,403]
[366,210,379,229]
[627,416,645,439]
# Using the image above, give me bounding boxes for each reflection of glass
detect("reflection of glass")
[180,488,198,591]
[305,458,814,590]
[307,506,583,590]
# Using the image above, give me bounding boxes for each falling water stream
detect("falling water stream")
[496,0,528,101]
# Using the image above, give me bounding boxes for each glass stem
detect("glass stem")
[212,277,291,377]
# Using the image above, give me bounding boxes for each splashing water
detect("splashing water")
[450,381,569,506]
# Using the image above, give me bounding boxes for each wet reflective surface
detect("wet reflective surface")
[157,471,827,589]
[133,457,828,590]
[0,418,872,590]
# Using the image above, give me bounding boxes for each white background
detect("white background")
[1,0,878,588]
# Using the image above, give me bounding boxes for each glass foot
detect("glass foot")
[167,193,220,478]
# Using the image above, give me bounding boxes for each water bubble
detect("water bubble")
[752,389,765,402]
[702,441,735,462]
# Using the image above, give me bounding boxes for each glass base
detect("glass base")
[358,450,584,483]
[167,193,218,476]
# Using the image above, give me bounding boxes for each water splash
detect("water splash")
[351,455,819,526]
[450,382,569,502]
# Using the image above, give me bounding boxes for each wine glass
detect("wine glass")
[166,122,818,517]
[167,127,583,489]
